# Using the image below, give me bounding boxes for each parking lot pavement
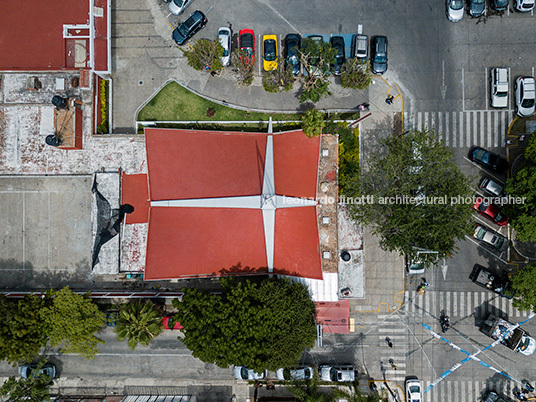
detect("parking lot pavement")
[0,176,93,290]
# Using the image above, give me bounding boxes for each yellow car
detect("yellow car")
[262,35,278,71]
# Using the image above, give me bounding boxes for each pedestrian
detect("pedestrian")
[385,337,393,348]
[506,139,513,145]
[520,135,526,142]
[385,95,394,105]
[388,358,397,370]
[422,278,430,287]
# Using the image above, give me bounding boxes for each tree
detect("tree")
[286,375,384,402]
[0,374,51,402]
[0,295,48,364]
[504,165,536,242]
[173,277,317,372]
[41,287,105,358]
[301,109,325,138]
[115,300,163,350]
[232,49,254,86]
[183,39,224,72]
[340,59,373,90]
[298,38,335,103]
[262,57,294,93]
[524,134,536,163]
[344,130,474,262]
[511,263,536,312]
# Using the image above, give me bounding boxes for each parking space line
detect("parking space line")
[462,68,465,111]
[258,34,262,76]
[485,67,488,111]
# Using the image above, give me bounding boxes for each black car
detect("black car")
[469,0,486,16]
[172,10,207,45]
[483,391,508,402]
[284,34,301,75]
[491,0,509,11]
[469,147,508,174]
[371,36,388,74]
[469,264,514,299]
[330,36,345,76]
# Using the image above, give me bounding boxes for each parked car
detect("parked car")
[447,0,464,21]
[233,366,266,380]
[405,378,423,402]
[276,366,314,381]
[473,224,508,251]
[406,256,426,275]
[238,29,255,63]
[330,36,345,76]
[171,10,207,45]
[491,0,509,11]
[479,177,505,198]
[515,0,535,11]
[162,315,183,330]
[371,36,388,74]
[473,198,508,226]
[469,264,514,299]
[515,76,536,117]
[319,365,355,382]
[469,147,508,174]
[469,0,486,16]
[168,0,194,15]
[218,27,231,66]
[262,35,278,71]
[490,68,508,108]
[304,35,324,77]
[284,34,301,75]
[352,34,368,61]
[21,363,56,380]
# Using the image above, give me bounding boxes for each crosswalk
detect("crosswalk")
[421,379,524,402]
[403,110,513,148]
[378,313,407,381]
[404,290,530,320]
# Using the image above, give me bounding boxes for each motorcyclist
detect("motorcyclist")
[441,315,450,333]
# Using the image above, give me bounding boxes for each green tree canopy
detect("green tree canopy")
[115,300,163,350]
[0,374,51,402]
[298,38,335,103]
[504,165,536,242]
[344,130,474,262]
[0,296,48,364]
[41,287,105,358]
[301,109,325,138]
[173,277,317,372]
[262,57,294,93]
[340,59,373,90]
[183,39,224,72]
[232,49,255,86]
[511,263,536,312]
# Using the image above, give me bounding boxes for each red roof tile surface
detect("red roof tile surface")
[121,173,149,224]
[141,128,322,280]
[0,0,89,70]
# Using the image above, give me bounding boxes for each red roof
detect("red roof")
[0,0,89,70]
[141,128,322,280]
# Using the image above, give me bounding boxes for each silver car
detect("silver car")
[319,365,355,382]
[168,0,194,15]
[447,0,464,21]
[21,363,56,380]
[276,366,314,381]
[233,366,266,380]
[218,27,231,66]
[473,224,508,251]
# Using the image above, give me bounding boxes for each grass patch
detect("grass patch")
[138,81,301,122]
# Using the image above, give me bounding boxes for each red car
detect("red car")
[473,198,508,226]
[162,315,183,330]
[239,29,255,63]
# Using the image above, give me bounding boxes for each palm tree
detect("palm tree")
[115,301,163,350]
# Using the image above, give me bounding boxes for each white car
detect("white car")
[490,68,508,108]
[473,224,508,251]
[218,27,231,66]
[447,0,464,21]
[515,76,536,117]
[515,0,535,11]
[233,366,267,380]
[168,0,194,15]
[319,365,355,382]
[519,335,536,356]
[276,366,314,381]
[405,378,423,402]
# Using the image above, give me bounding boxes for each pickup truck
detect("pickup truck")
[480,314,536,355]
